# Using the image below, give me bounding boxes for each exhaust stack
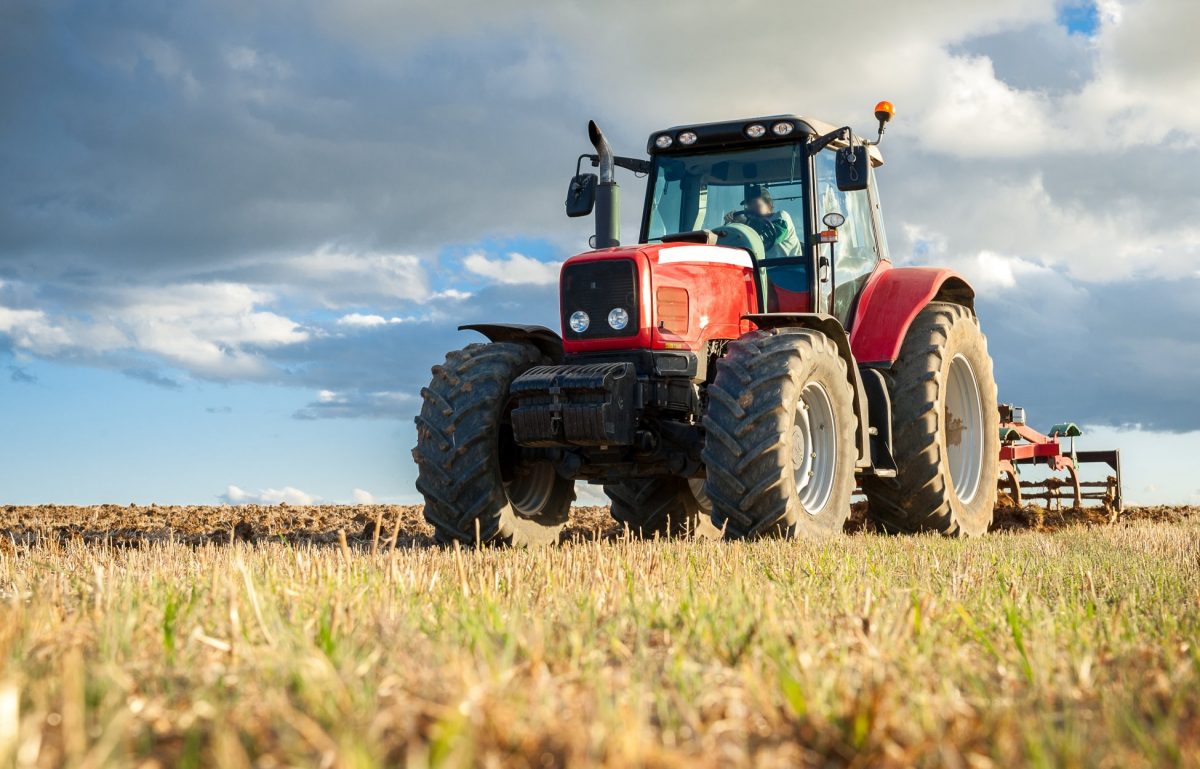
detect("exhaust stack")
[588,120,620,249]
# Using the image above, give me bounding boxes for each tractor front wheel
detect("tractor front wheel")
[702,329,857,538]
[863,302,999,535]
[605,476,706,538]
[413,341,575,546]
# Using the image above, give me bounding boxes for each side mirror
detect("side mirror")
[565,173,598,218]
[835,147,869,192]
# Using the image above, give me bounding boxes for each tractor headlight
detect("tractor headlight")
[655,134,673,149]
[677,131,697,145]
[607,307,629,330]
[772,121,794,136]
[569,310,590,333]
[745,123,766,138]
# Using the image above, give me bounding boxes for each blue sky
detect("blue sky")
[1059,2,1102,35]
[2,0,1199,506]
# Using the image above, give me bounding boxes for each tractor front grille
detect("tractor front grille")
[560,259,639,340]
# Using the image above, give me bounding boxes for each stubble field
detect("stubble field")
[1,503,1197,768]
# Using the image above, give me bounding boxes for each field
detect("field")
[1,504,1198,768]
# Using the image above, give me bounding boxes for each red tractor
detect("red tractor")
[414,103,1003,543]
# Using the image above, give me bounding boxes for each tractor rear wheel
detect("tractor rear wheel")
[413,341,575,546]
[605,476,705,537]
[863,302,999,535]
[702,329,857,538]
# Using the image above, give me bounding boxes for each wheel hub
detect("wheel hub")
[945,353,984,504]
[792,382,837,513]
[505,461,558,517]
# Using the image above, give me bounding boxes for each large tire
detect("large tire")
[863,302,999,536]
[605,476,704,538]
[702,329,858,538]
[413,341,575,546]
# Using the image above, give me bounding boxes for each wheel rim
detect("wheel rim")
[945,353,984,504]
[505,462,558,517]
[688,478,712,514]
[792,382,837,512]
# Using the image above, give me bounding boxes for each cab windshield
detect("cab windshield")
[642,142,808,252]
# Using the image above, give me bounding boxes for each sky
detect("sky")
[1,0,1199,507]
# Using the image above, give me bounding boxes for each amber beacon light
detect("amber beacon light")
[871,100,895,143]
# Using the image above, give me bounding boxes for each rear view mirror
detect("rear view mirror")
[835,147,869,192]
[565,173,598,217]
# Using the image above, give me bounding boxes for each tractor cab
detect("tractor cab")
[640,115,890,328]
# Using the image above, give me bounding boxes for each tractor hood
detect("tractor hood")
[558,243,757,355]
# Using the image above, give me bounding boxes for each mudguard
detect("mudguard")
[848,265,975,366]
[459,324,564,363]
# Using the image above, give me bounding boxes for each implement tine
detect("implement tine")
[1075,450,1123,514]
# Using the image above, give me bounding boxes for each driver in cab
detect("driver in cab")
[724,186,801,259]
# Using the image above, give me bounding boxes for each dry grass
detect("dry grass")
[1,505,1198,767]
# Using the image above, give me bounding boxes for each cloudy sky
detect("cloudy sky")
[2,0,1198,506]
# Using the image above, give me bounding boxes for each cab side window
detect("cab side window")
[815,149,880,323]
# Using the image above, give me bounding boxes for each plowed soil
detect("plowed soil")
[1,502,1193,548]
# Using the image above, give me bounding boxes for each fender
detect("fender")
[848,264,975,366]
[743,313,871,469]
[459,324,564,363]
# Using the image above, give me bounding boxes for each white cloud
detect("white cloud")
[221,484,317,505]
[130,35,201,98]
[967,251,1058,290]
[0,307,74,352]
[430,288,472,301]
[917,54,1056,157]
[285,247,432,305]
[224,45,290,78]
[118,283,309,374]
[895,174,1200,284]
[352,488,375,504]
[463,252,561,285]
[1066,0,1200,146]
[293,388,415,419]
[0,282,308,378]
[336,313,390,327]
[334,312,428,327]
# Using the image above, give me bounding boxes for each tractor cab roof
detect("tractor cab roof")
[647,114,884,167]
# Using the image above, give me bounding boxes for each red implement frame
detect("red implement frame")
[997,404,1123,513]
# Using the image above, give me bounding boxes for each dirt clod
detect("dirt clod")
[0,502,1191,548]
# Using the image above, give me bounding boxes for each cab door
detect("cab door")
[814,148,883,325]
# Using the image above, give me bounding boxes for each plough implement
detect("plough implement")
[997,404,1123,512]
